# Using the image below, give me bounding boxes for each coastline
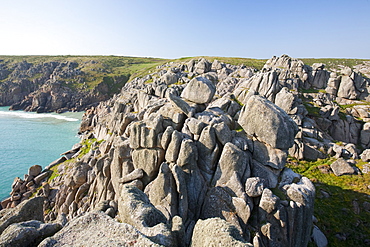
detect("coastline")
[0,107,83,200]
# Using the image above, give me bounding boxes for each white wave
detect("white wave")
[0,110,79,122]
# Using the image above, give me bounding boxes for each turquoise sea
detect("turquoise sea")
[0,107,83,201]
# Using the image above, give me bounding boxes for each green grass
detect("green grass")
[287,158,370,246]
[46,138,103,183]
[207,56,267,70]
[303,102,321,117]
[47,162,64,183]
[232,97,245,107]
[0,55,167,96]
[300,58,370,72]
[172,56,267,70]
[270,187,288,200]
[28,73,43,81]
[79,138,96,157]
[78,138,104,158]
[300,88,320,94]
[29,187,42,199]
[300,88,327,94]
[332,101,370,121]
[337,101,370,110]
[47,168,60,182]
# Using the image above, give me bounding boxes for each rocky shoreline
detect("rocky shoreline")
[1,55,370,246]
[0,57,161,113]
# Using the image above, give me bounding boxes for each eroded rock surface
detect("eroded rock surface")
[8,55,370,246]
[0,220,61,247]
[238,95,298,150]
[38,212,161,247]
[0,197,44,235]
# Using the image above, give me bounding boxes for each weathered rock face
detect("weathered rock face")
[238,95,298,150]
[0,197,44,235]
[312,224,328,247]
[238,55,370,163]
[0,220,61,247]
[9,54,370,246]
[161,72,178,85]
[330,158,356,176]
[38,212,162,246]
[27,56,313,246]
[180,77,216,104]
[263,55,309,82]
[28,165,42,177]
[144,163,178,219]
[190,218,253,247]
[118,185,167,229]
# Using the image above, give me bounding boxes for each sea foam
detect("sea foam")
[0,107,82,200]
[0,110,79,122]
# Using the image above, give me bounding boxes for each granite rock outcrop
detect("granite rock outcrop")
[2,55,370,246]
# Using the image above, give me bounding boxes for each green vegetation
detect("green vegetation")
[28,73,43,81]
[334,141,344,146]
[300,88,321,94]
[303,102,321,117]
[271,187,288,200]
[173,81,185,85]
[232,96,245,107]
[47,159,74,183]
[79,138,95,157]
[173,56,267,70]
[144,78,154,84]
[287,158,370,246]
[44,208,52,215]
[30,187,42,199]
[47,166,60,182]
[300,58,370,72]
[337,101,370,111]
[332,101,370,121]
[79,138,104,158]
[299,89,327,118]
[45,138,104,184]
[0,55,168,95]
[299,88,327,94]
[207,56,267,70]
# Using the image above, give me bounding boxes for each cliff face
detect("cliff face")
[1,55,370,246]
[0,56,163,113]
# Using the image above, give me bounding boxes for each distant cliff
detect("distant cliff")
[0,56,165,113]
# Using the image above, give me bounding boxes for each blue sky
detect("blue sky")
[0,0,369,59]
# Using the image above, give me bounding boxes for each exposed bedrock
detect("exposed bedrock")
[6,54,370,245]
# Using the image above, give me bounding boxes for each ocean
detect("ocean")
[0,106,83,201]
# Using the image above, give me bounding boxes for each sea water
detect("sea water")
[0,106,83,200]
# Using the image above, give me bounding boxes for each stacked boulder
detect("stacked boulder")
[1,165,50,209]
[6,54,370,245]
[234,55,370,162]
[0,197,62,247]
[14,57,316,246]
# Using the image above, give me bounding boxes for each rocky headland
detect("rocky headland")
[0,56,164,113]
[1,55,370,246]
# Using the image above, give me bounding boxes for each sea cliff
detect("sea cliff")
[0,56,165,113]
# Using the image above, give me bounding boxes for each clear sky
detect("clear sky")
[0,0,369,59]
